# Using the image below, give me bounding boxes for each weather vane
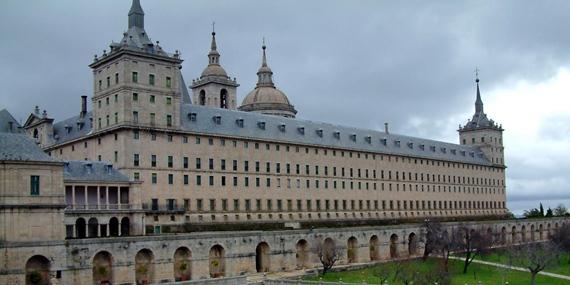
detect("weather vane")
[212,21,215,33]
[475,67,480,81]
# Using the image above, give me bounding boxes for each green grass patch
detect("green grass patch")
[473,249,570,276]
[303,258,569,284]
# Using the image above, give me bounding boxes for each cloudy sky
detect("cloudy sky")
[1,0,569,214]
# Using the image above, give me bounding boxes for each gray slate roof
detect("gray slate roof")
[63,160,130,182]
[51,112,93,144]
[0,109,23,133]
[47,101,491,166]
[0,132,56,162]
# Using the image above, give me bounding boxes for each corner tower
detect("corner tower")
[89,0,184,131]
[191,28,239,109]
[459,75,505,166]
[239,42,297,118]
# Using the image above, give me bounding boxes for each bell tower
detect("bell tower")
[459,73,505,166]
[191,26,239,109]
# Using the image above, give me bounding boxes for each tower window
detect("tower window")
[30,175,40,196]
[149,74,155,85]
[166,97,172,105]
[199,90,206,105]
[115,73,119,84]
[220,89,228,108]
[166,76,172,88]
[132,72,138,83]
[133,93,138,101]
[150,95,155,103]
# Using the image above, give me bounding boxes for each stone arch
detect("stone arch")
[521,225,527,242]
[347,236,358,263]
[255,242,271,273]
[369,235,380,261]
[486,227,494,244]
[323,238,337,264]
[135,249,154,285]
[92,251,113,285]
[547,223,552,237]
[199,90,206,105]
[173,247,192,281]
[76,217,86,238]
[109,217,119,237]
[501,227,507,244]
[390,234,399,258]
[220,89,228,109]
[25,255,50,285]
[295,239,310,269]
[88,218,98,238]
[511,226,517,244]
[408,232,417,255]
[209,244,225,278]
[530,224,536,241]
[539,224,544,240]
[120,217,130,236]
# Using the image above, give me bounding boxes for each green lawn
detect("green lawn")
[303,258,569,285]
[474,249,570,276]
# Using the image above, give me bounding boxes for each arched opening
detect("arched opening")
[76,218,86,238]
[501,227,507,244]
[93,251,113,285]
[209,245,225,278]
[530,225,536,241]
[135,249,154,285]
[486,228,494,244]
[173,247,192,281]
[547,223,552,237]
[539,224,544,240]
[109,217,119,237]
[295,239,310,269]
[255,242,271,273]
[408,233,417,255]
[88,218,98,238]
[369,235,380,261]
[390,234,399,258]
[347,237,358,263]
[120,217,130,236]
[323,238,336,265]
[25,255,50,285]
[220,89,228,109]
[511,226,517,244]
[521,225,527,242]
[199,90,206,106]
[33,129,38,139]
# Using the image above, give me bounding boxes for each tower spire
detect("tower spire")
[475,68,483,113]
[208,23,220,65]
[210,22,217,51]
[128,0,145,29]
[256,39,274,87]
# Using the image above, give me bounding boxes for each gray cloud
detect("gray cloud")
[1,0,569,214]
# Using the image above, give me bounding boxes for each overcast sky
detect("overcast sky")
[1,0,569,214]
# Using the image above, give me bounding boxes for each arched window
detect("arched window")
[135,249,154,285]
[109,217,119,237]
[209,245,225,278]
[87,218,98,238]
[75,218,86,239]
[220,89,228,109]
[120,217,130,236]
[255,242,271,272]
[369,235,380,261]
[199,90,206,105]
[33,129,38,139]
[174,247,192,281]
[26,255,51,285]
[93,251,113,285]
[347,237,358,263]
[295,239,310,269]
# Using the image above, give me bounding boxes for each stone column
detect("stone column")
[118,187,122,210]
[96,186,101,210]
[71,185,76,209]
[83,186,88,209]
[105,187,109,208]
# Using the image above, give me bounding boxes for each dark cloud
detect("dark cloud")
[1,0,569,214]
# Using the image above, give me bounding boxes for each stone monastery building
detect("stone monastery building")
[18,0,507,237]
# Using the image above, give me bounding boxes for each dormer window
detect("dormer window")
[333,131,340,139]
[419,144,425,150]
[430,146,436,152]
[188,112,197,122]
[365,136,372,144]
[65,125,72,134]
[451,149,456,155]
[257,121,266,130]
[470,152,475,157]
[212,115,221,125]
[394,140,401,147]
[297,126,305,135]
[441,147,447,153]
[350,134,356,142]
[460,150,466,156]
[380,138,387,146]
[316,129,323,137]
[236,118,244,128]
[278,124,286,132]
[407,142,413,149]
[477,153,484,158]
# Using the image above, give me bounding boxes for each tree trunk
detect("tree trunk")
[463,252,471,274]
[530,272,537,285]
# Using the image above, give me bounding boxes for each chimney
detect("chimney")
[384,122,389,134]
[80,96,87,118]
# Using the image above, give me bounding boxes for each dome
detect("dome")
[200,64,228,78]
[241,87,291,106]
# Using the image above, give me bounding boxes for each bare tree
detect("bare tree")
[450,225,492,274]
[312,236,340,276]
[508,242,561,285]
[371,263,393,284]
[421,219,444,260]
[551,223,570,263]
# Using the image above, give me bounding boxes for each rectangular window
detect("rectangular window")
[221,159,226,171]
[196,158,201,169]
[132,72,138,83]
[133,172,140,181]
[133,154,139,166]
[166,115,173,127]
[183,175,189,185]
[151,173,157,184]
[132,111,139,123]
[30,175,40,196]
[166,77,172,88]
[168,174,174,185]
[209,158,214,170]
[168,156,173,168]
[150,113,155,125]
[133,93,138,101]
[196,175,202,185]
[115,73,119,84]
[150,95,155,103]
[183,157,188,169]
[106,76,110,87]
[151,155,157,167]
[149,74,155,85]
[166,97,172,105]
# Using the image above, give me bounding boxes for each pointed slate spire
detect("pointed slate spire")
[256,39,275,88]
[208,23,220,65]
[128,0,145,29]
[475,73,484,114]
